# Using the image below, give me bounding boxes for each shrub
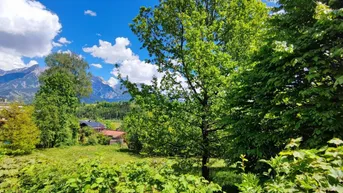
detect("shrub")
[1,158,221,192]
[0,157,36,192]
[96,133,111,145]
[238,138,343,193]
[212,171,241,193]
[0,104,40,155]
[79,126,111,146]
[86,134,99,145]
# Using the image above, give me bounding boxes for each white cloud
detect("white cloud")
[0,52,27,70]
[91,63,102,68]
[272,9,286,15]
[83,37,163,85]
[52,41,62,47]
[0,52,37,70]
[83,38,137,64]
[57,49,83,60]
[58,37,71,44]
[84,10,97,16]
[27,60,38,66]
[0,0,61,70]
[57,49,72,55]
[107,77,119,87]
[111,59,163,85]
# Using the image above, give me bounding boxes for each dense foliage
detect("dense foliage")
[238,138,343,193]
[124,0,268,180]
[34,53,92,148]
[227,0,343,166]
[0,157,221,192]
[77,102,131,120]
[0,104,40,155]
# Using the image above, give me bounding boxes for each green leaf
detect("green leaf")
[328,138,343,146]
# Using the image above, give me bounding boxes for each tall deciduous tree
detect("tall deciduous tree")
[34,53,92,148]
[44,53,92,98]
[124,0,267,180]
[0,104,40,154]
[227,0,343,168]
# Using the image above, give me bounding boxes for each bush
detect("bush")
[79,127,111,146]
[0,104,40,155]
[96,133,111,145]
[0,157,221,192]
[237,138,343,193]
[86,134,99,145]
[0,157,36,191]
[212,171,241,193]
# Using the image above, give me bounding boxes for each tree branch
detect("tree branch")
[179,17,203,103]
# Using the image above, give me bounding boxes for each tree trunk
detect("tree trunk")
[201,116,210,181]
[201,91,210,180]
[202,148,210,180]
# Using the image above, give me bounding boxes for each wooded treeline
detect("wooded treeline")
[77,102,131,120]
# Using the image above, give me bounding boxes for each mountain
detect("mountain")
[0,65,130,103]
[0,65,42,103]
[82,76,131,103]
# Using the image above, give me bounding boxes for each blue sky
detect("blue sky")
[0,0,276,87]
[35,0,159,81]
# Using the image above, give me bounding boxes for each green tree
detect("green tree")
[124,0,268,180]
[45,53,92,98]
[227,0,343,167]
[0,104,40,154]
[34,53,92,148]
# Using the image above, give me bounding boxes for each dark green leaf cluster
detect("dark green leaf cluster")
[226,0,343,166]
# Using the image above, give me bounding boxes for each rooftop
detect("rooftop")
[101,130,125,138]
[80,120,106,129]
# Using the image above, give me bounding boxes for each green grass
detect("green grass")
[18,145,161,165]
[12,145,226,170]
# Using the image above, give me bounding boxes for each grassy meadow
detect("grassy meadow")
[8,145,226,169]
[10,145,160,165]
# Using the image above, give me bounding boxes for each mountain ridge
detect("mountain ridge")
[0,65,130,103]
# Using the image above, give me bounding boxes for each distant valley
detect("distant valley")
[0,65,130,103]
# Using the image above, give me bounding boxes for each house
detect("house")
[101,130,126,145]
[79,120,126,145]
[80,120,106,132]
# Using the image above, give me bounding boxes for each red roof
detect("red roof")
[101,130,125,138]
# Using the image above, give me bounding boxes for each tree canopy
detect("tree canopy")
[226,0,343,167]
[0,104,40,154]
[124,0,268,180]
[34,53,92,148]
